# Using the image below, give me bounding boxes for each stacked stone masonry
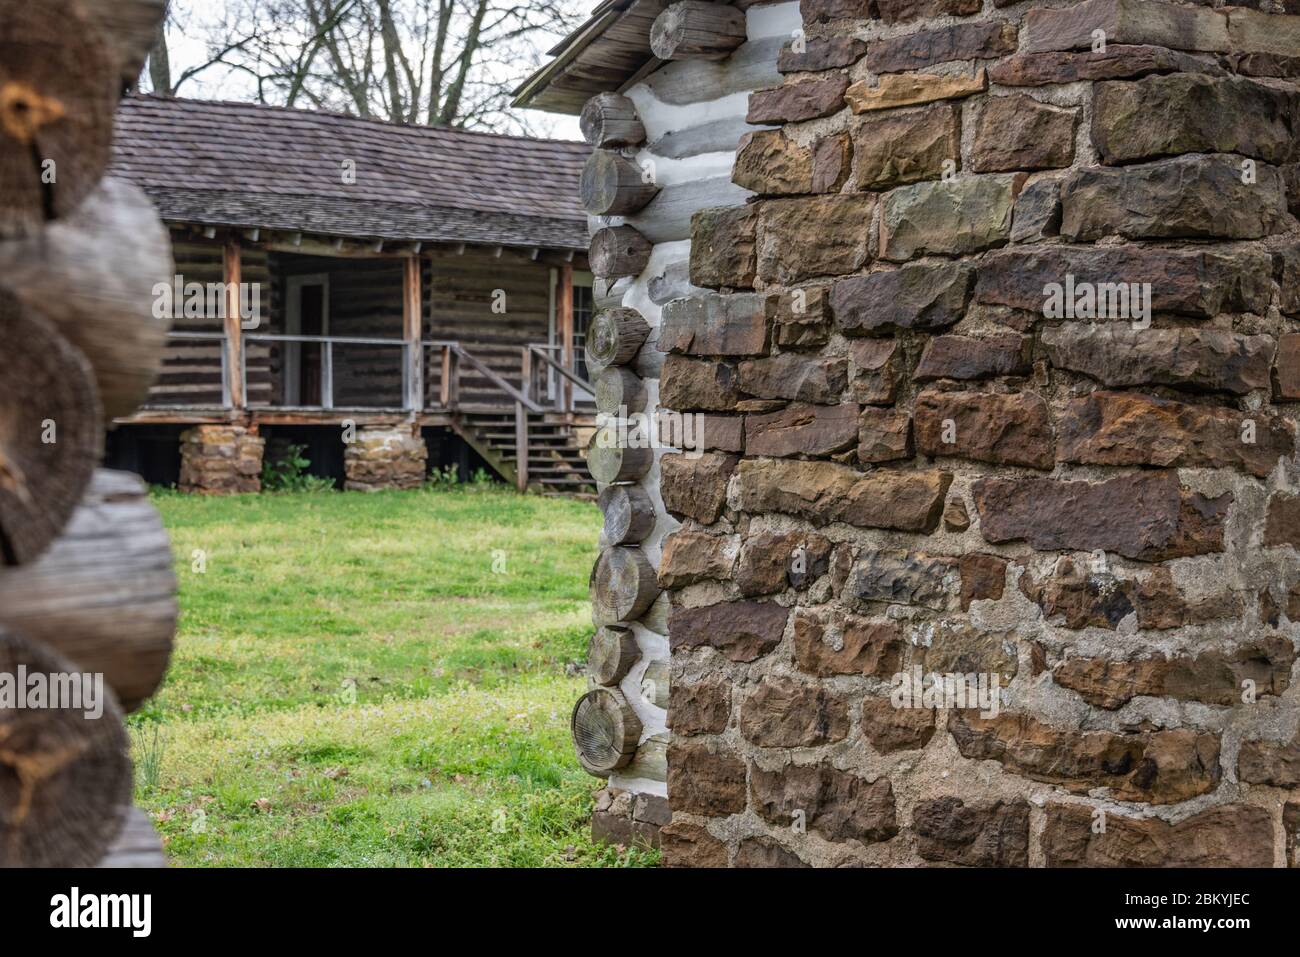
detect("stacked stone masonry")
[644,0,1300,867]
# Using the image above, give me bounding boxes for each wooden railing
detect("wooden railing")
[155,333,594,412]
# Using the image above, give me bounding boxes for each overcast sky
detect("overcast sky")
[158,0,584,140]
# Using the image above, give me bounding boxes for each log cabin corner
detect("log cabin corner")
[107,95,598,494]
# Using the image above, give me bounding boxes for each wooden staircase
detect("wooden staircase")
[451,410,595,495]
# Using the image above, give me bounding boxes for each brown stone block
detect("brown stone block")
[667,743,748,816]
[749,760,898,843]
[1042,803,1273,867]
[668,599,789,663]
[756,193,874,284]
[861,696,936,754]
[973,471,1230,560]
[915,389,1055,470]
[1057,390,1294,478]
[739,675,851,747]
[948,710,1221,804]
[660,451,738,524]
[913,797,1030,866]
[793,612,904,677]
[732,457,952,533]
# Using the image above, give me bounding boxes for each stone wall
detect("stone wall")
[343,426,428,491]
[178,424,264,494]
[652,0,1300,867]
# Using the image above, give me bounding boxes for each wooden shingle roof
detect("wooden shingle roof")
[110,95,590,250]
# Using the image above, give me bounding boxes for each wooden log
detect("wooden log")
[79,0,170,92]
[599,484,656,545]
[585,306,650,376]
[96,805,166,867]
[586,426,653,484]
[0,469,176,712]
[580,93,646,149]
[590,546,660,625]
[650,1,747,61]
[0,289,102,566]
[641,591,671,636]
[0,0,118,238]
[589,225,651,280]
[571,687,642,776]
[643,33,784,106]
[580,150,659,217]
[595,366,647,416]
[640,659,670,709]
[0,628,132,867]
[0,177,175,419]
[587,625,638,686]
[624,176,751,244]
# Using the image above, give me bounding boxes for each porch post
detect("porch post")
[222,237,245,410]
[558,262,574,413]
[403,254,423,411]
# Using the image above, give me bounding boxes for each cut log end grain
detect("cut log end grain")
[0,628,132,867]
[0,290,102,566]
[571,687,642,776]
[590,545,661,625]
[0,469,177,712]
[585,306,651,376]
[0,177,176,419]
[599,483,657,545]
[595,366,648,416]
[650,1,747,62]
[589,225,652,280]
[579,150,660,217]
[580,93,646,149]
[0,0,117,238]
[587,625,639,686]
[586,427,654,484]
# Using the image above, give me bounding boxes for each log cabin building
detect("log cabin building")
[106,94,597,493]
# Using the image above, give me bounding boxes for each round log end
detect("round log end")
[0,0,117,238]
[590,545,660,625]
[587,624,638,686]
[594,366,648,417]
[579,93,646,149]
[586,426,654,485]
[650,1,748,61]
[571,687,642,776]
[589,225,652,280]
[0,628,132,866]
[599,483,657,545]
[0,289,103,566]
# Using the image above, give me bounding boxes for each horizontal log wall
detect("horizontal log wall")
[149,234,272,408]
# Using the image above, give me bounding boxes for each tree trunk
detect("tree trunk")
[0,628,133,867]
[0,290,102,566]
[0,177,175,419]
[0,470,177,712]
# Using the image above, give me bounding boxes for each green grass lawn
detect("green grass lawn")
[133,486,657,867]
